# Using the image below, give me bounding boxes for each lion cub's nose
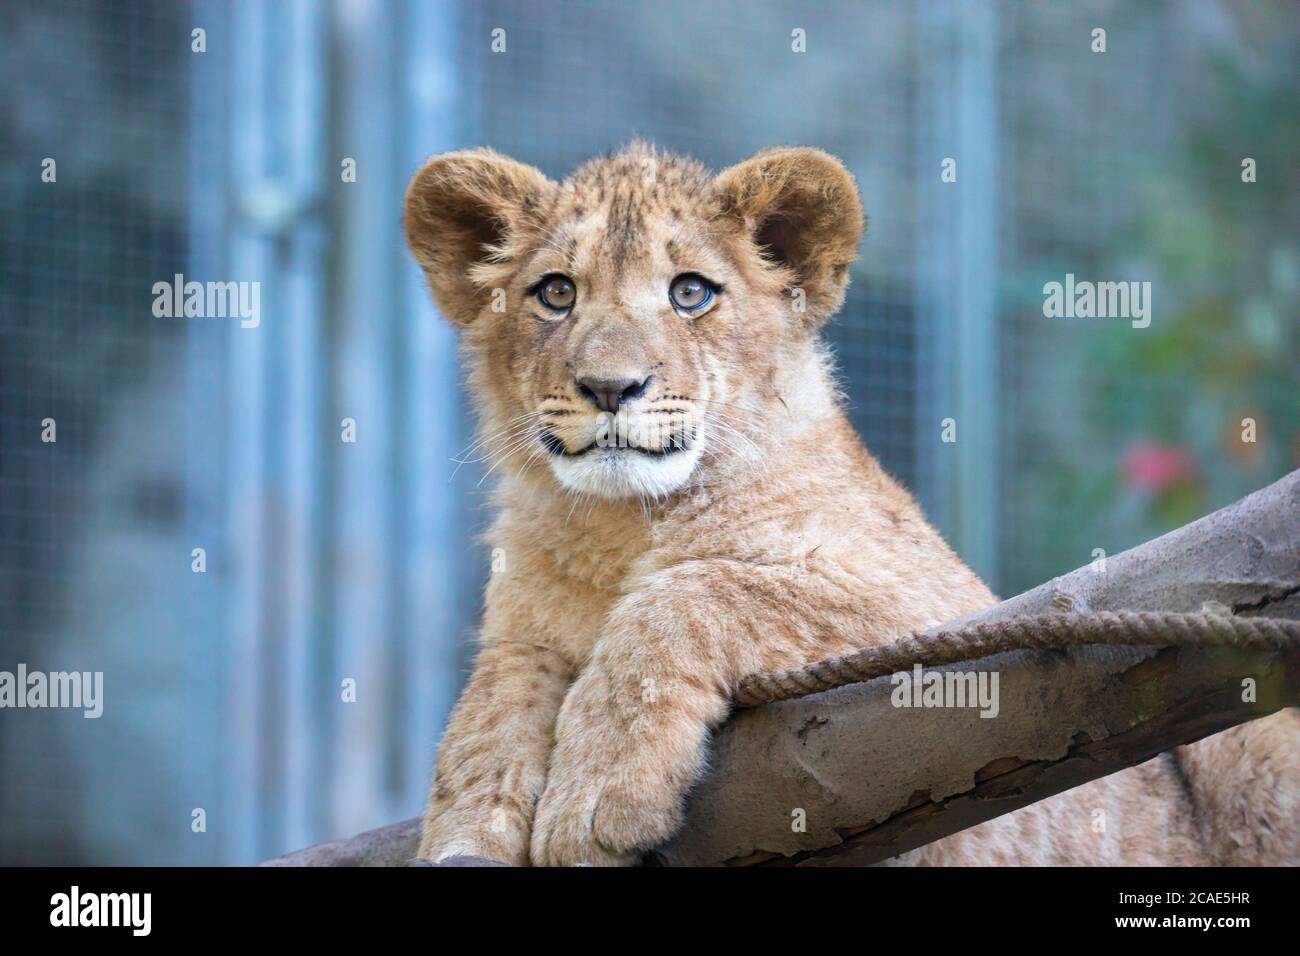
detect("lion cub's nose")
[576,375,650,414]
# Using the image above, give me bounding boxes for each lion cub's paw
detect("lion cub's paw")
[590,779,683,855]
[529,764,684,867]
[418,802,532,867]
[530,775,634,867]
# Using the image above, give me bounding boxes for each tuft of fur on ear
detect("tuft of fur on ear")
[709,147,864,326]
[403,148,555,325]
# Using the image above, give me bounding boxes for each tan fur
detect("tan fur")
[403,141,1298,866]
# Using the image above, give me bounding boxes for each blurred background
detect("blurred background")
[0,0,1295,864]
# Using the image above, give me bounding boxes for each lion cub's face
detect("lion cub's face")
[404,142,863,501]
[486,153,755,500]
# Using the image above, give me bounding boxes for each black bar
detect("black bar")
[0,866,1284,942]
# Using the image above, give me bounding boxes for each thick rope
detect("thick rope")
[733,610,1300,708]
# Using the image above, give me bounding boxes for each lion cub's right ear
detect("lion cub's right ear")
[403,149,555,326]
[709,147,863,328]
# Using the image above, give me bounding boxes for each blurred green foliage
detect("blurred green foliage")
[1020,50,1298,588]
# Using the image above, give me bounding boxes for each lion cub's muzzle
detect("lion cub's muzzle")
[534,369,706,498]
[539,408,697,458]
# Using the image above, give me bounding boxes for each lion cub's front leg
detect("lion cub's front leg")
[419,640,570,865]
[530,561,828,866]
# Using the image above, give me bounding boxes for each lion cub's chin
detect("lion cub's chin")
[547,443,702,500]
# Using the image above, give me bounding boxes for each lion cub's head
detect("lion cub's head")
[404,141,862,501]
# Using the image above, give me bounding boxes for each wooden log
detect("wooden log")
[263,469,1300,867]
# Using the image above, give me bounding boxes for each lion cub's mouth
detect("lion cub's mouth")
[538,429,695,458]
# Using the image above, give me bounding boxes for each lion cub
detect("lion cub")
[402,141,1296,866]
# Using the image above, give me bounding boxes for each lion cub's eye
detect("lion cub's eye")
[669,273,717,314]
[536,275,576,313]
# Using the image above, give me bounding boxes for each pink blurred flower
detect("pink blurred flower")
[1122,441,1194,493]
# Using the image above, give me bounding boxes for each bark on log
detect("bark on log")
[263,469,1300,867]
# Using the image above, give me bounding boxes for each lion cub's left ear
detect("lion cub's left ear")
[404,148,556,326]
[709,147,863,326]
